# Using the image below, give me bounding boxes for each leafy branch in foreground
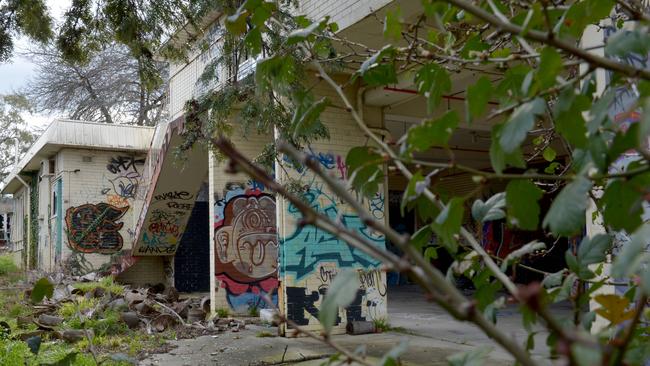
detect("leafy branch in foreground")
[178,0,650,364]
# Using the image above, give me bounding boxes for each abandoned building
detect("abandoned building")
[0,0,628,336]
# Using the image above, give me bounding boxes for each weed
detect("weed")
[373,317,392,333]
[216,308,230,318]
[0,255,18,276]
[73,277,124,296]
[58,297,100,318]
[248,305,260,317]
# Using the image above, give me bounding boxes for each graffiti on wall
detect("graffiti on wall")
[282,187,383,279]
[65,203,129,254]
[213,182,278,312]
[286,268,386,326]
[101,155,144,206]
[280,146,387,329]
[106,156,145,174]
[135,191,195,255]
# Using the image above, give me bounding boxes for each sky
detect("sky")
[0,0,71,128]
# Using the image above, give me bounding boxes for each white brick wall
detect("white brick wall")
[55,149,155,275]
[299,0,392,30]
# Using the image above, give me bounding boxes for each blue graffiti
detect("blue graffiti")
[281,188,384,279]
[226,292,278,313]
[281,146,337,174]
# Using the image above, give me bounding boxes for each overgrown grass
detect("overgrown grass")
[73,276,124,296]
[0,255,18,276]
[0,275,175,365]
[373,317,391,332]
[216,308,230,318]
[248,305,259,317]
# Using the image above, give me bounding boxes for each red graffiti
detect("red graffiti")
[148,222,179,236]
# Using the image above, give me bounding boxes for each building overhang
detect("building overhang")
[1,119,154,195]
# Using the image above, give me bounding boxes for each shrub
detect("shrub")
[0,255,18,276]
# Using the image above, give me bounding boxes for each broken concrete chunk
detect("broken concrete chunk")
[37,314,64,326]
[151,314,177,332]
[120,312,141,329]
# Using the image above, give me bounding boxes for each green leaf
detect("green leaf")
[383,8,402,40]
[499,98,545,153]
[611,224,650,278]
[31,277,54,303]
[542,147,556,162]
[471,192,505,223]
[542,270,565,288]
[319,270,360,334]
[286,17,328,45]
[358,46,397,86]
[431,197,464,253]
[225,6,249,36]
[501,241,546,272]
[401,171,425,215]
[490,124,526,174]
[506,180,543,230]
[560,0,614,39]
[536,47,563,90]
[601,179,645,232]
[255,55,297,94]
[460,34,489,58]
[414,63,451,114]
[605,29,650,57]
[405,110,458,153]
[243,27,262,56]
[553,88,589,149]
[346,146,384,197]
[447,346,493,366]
[571,343,603,366]
[292,97,330,140]
[577,234,612,266]
[495,64,530,100]
[543,176,592,236]
[466,76,492,120]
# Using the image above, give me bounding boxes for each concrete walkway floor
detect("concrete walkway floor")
[141,285,570,365]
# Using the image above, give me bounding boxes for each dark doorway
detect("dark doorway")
[174,201,210,292]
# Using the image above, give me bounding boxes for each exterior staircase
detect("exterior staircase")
[130,117,209,256]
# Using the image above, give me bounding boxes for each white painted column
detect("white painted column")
[581,22,615,333]
[208,150,216,317]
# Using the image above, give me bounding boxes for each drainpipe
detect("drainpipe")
[15,175,31,269]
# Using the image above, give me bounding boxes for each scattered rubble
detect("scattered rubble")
[0,271,269,364]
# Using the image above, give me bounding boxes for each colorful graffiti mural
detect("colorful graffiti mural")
[286,268,386,326]
[279,146,387,330]
[282,187,383,279]
[65,203,129,254]
[134,190,196,255]
[214,182,278,312]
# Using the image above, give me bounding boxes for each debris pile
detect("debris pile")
[1,272,267,364]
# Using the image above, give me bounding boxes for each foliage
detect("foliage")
[9,0,650,365]
[216,308,230,318]
[181,1,650,365]
[24,44,167,125]
[30,277,53,303]
[0,94,37,183]
[0,254,18,276]
[73,277,125,297]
